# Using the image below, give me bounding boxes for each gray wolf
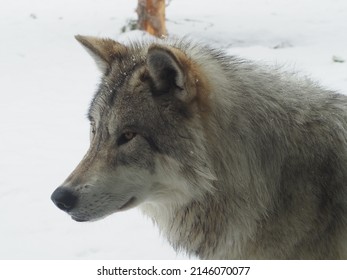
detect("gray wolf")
[51,35,347,259]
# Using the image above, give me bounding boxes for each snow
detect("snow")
[0,0,346,259]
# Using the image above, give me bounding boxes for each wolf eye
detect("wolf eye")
[124,132,136,140]
[118,131,137,146]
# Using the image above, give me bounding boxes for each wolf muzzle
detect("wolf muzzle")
[51,187,78,212]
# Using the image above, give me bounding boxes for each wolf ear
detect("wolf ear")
[75,35,127,73]
[146,45,185,94]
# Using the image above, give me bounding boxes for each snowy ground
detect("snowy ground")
[0,0,346,259]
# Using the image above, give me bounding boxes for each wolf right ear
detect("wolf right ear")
[146,45,185,94]
[75,35,127,74]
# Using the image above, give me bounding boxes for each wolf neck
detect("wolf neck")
[140,190,255,259]
[140,195,227,259]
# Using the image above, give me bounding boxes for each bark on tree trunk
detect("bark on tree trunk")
[137,0,167,38]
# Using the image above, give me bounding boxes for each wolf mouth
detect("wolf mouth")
[70,197,136,222]
[118,196,136,211]
[71,215,89,222]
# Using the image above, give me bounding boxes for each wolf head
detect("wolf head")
[51,36,215,222]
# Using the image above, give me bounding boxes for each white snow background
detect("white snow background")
[0,0,346,259]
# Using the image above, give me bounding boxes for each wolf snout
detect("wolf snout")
[51,187,78,212]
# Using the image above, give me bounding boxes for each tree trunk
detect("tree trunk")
[137,0,167,38]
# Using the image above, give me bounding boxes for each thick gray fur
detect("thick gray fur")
[52,36,347,259]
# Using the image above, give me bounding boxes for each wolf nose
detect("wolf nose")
[51,187,78,211]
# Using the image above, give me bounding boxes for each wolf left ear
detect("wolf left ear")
[146,45,186,95]
[75,35,127,74]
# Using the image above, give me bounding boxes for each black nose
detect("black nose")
[51,187,78,211]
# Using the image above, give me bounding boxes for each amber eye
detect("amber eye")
[118,131,137,146]
[124,132,136,140]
